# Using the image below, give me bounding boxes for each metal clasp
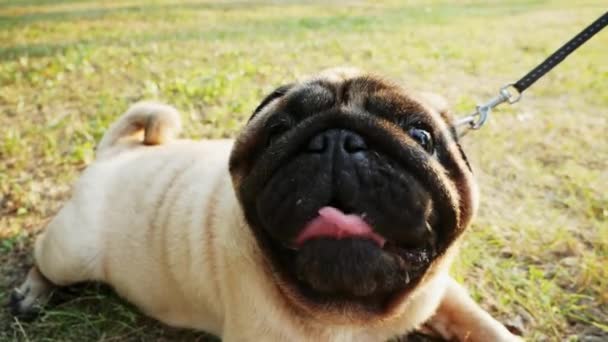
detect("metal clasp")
[455,83,522,132]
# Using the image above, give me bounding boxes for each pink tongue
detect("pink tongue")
[295,207,386,247]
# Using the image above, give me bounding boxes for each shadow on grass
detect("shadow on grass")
[2,282,220,341]
[3,282,446,341]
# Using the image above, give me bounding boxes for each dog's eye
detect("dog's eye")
[408,127,434,153]
[266,118,292,146]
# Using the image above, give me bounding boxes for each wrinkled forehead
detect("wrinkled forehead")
[249,68,438,126]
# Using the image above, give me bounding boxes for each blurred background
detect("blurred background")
[1,0,606,341]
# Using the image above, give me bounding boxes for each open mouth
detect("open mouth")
[293,207,437,273]
[294,207,387,248]
[265,205,438,306]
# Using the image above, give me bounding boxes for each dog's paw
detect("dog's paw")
[9,267,54,320]
[9,287,43,320]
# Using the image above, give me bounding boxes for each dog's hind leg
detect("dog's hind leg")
[9,266,54,319]
[10,206,102,318]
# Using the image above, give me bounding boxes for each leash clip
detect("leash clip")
[456,83,522,131]
[455,11,607,136]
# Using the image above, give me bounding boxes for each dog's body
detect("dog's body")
[12,69,520,341]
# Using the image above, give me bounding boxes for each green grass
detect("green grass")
[1,0,606,340]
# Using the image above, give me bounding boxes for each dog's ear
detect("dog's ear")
[417,91,461,140]
[417,92,449,117]
[248,84,295,122]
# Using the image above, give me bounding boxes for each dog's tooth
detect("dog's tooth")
[284,243,299,251]
[404,272,410,284]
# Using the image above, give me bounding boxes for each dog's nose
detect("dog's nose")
[306,129,367,154]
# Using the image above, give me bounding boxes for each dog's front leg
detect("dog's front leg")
[425,277,522,342]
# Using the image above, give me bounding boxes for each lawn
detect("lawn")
[0,0,606,341]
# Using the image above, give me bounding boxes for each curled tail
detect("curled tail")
[97,101,182,155]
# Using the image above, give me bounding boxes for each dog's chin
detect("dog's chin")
[259,217,437,314]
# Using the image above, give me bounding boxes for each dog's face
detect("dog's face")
[229,68,477,321]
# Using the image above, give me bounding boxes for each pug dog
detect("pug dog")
[11,68,520,341]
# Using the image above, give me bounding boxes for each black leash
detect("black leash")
[456,11,608,134]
